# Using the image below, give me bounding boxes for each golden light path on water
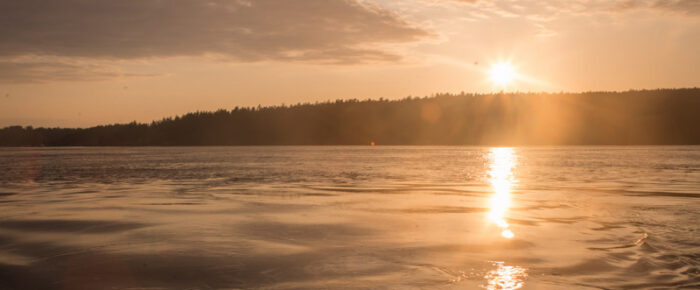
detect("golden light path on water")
[484,148,527,290]
[488,147,517,239]
[485,262,528,290]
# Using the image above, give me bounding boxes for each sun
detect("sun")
[489,62,516,87]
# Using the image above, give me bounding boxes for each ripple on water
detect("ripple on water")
[0,146,698,289]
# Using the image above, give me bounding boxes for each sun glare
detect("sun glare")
[484,262,527,290]
[489,62,516,87]
[487,147,517,239]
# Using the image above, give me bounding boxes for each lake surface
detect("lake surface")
[0,146,698,289]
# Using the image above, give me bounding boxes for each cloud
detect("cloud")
[440,0,697,40]
[0,0,430,64]
[447,0,700,17]
[642,0,700,15]
[0,58,156,83]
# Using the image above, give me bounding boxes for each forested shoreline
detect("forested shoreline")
[2,88,699,146]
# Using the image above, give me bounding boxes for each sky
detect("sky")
[0,0,698,127]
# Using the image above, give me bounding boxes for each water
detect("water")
[0,146,698,289]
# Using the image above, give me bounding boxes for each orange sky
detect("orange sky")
[1,0,698,127]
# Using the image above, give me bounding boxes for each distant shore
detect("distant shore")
[2,88,699,146]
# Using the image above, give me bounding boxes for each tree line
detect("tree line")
[1,88,699,146]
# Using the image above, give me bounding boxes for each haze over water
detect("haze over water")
[0,146,699,289]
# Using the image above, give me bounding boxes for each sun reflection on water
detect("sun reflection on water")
[484,262,527,290]
[487,147,517,239]
[483,148,526,289]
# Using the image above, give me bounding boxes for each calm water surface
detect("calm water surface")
[0,146,698,289]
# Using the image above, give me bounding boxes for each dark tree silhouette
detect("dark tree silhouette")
[1,88,699,146]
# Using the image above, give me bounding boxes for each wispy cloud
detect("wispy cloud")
[440,0,698,40]
[0,57,157,83]
[447,0,700,17]
[614,0,700,15]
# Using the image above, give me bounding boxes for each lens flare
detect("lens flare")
[489,62,516,87]
[487,147,516,239]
